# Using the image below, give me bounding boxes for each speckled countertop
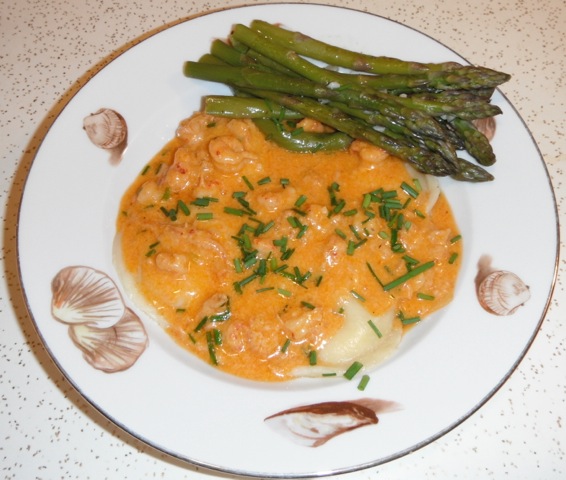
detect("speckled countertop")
[1,0,564,478]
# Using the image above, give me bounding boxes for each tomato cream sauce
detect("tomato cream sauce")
[115,113,461,382]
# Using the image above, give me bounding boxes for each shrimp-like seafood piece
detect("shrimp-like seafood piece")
[255,186,297,213]
[224,315,287,359]
[349,139,389,164]
[296,117,333,133]
[196,293,230,322]
[281,307,325,346]
[164,147,202,193]
[155,252,188,274]
[208,135,256,174]
[227,119,256,149]
[136,180,163,205]
[176,113,216,145]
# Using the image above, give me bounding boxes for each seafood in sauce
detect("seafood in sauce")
[115,113,462,382]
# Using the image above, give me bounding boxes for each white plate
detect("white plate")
[17,4,558,477]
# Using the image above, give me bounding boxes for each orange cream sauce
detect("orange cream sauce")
[116,113,461,382]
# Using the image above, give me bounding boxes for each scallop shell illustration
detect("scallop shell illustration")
[265,399,398,447]
[477,270,531,316]
[83,108,127,164]
[52,266,125,329]
[51,265,148,372]
[68,308,148,373]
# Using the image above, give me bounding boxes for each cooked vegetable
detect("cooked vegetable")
[183,21,510,180]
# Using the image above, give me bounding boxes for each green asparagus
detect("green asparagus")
[182,20,510,181]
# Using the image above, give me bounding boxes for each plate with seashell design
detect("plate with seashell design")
[17,4,558,478]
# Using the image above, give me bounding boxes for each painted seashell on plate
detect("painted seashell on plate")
[51,265,125,329]
[472,116,496,142]
[477,270,531,316]
[83,108,127,163]
[265,401,378,447]
[68,307,148,373]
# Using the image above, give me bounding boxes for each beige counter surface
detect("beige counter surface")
[1,1,564,478]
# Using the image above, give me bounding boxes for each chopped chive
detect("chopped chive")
[315,275,323,286]
[277,288,292,297]
[242,176,254,190]
[280,178,290,188]
[368,319,383,338]
[378,230,389,239]
[194,316,208,332]
[191,197,218,206]
[402,254,419,266]
[297,224,308,239]
[362,193,372,209]
[145,248,157,257]
[206,331,218,365]
[399,312,421,326]
[256,286,275,293]
[344,361,363,380]
[294,194,307,207]
[400,181,419,198]
[177,200,190,216]
[257,176,271,185]
[322,372,337,377]
[141,164,151,175]
[176,308,186,313]
[162,187,171,201]
[350,290,366,302]
[332,199,346,214]
[309,350,317,365]
[449,252,459,264]
[414,209,426,219]
[450,234,462,244]
[382,260,435,292]
[335,228,347,240]
[417,292,435,301]
[413,178,422,193]
[224,206,246,216]
[281,338,291,353]
[287,216,301,228]
[188,333,197,344]
[343,208,358,216]
[196,212,213,221]
[366,262,384,287]
[213,328,222,346]
[357,374,370,391]
[301,301,316,310]
[347,240,356,256]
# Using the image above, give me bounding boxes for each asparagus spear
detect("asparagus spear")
[184,61,452,142]
[250,19,461,75]
[450,117,496,166]
[239,89,460,177]
[250,19,510,89]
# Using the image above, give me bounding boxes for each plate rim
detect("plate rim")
[15,3,560,478]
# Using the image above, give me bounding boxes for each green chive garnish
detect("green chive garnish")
[382,260,435,291]
[368,319,383,338]
[449,252,459,264]
[344,361,363,380]
[281,338,291,353]
[417,292,435,301]
[357,374,370,391]
[196,212,213,221]
[309,350,317,365]
[242,176,254,190]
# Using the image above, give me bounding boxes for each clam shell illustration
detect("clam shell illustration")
[51,266,148,372]
[265,399,399,447]
[83,108,127,164]
[475,255,530,315]
[472,116,497,142]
